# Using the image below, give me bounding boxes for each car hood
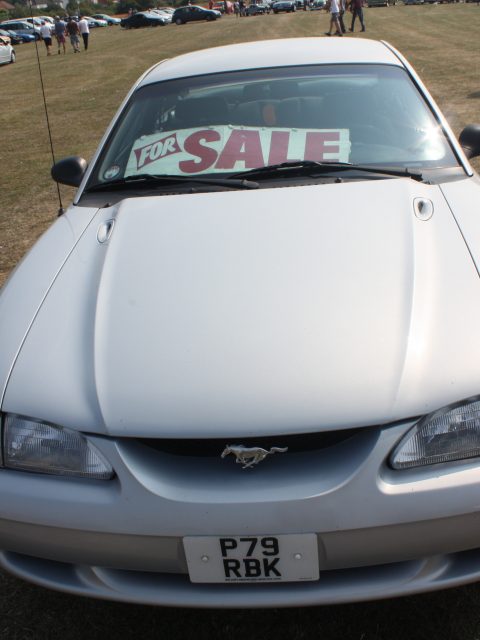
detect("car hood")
[4,179,480,437]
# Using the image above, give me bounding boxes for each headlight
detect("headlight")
[1,414,114,480]
[390,396,480,469]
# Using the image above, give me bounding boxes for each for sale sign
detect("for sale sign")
[122,125,350,177]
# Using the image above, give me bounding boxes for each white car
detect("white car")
[92,13,122,25]
[1,38,480,608]
[84,16,108,27]
[150,8,173,21]
[0,35,14,64]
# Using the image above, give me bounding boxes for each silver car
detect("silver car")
[1,38,480,607]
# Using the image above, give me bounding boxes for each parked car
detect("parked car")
[10,30,37,43]
[368,0,396,5]
[0,21,40,40]
[172,5,222,23]
[2,37,480,608]
[22,17,44,28]
[3,18,42,33]
[150,9,173,22]
[0,35,14,63]
[246,3,271,14]
[0,28,34,44]
[272,0,296,12]
[82,16,108,27]
[92,13,121,25]
[120,11,169,28]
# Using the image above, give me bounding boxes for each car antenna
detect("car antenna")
[29,0,65,216]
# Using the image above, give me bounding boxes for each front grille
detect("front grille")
[137,428,364,457]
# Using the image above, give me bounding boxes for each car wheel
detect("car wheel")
[175,17,184,24]
[10,51,15,63]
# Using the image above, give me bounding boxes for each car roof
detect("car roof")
[140,38,403,86]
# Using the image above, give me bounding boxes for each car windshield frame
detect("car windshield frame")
[84,63,463,193]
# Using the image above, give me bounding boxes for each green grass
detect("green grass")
[1,8,480,638]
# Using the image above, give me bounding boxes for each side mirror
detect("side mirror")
[51,156,88,187]
[459,125,480,160]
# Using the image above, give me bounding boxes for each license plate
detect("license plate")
[183,534,319,583]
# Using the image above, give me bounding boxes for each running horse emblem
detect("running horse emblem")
[221,445,288,469]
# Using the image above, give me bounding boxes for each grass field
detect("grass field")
[1,6,480,639]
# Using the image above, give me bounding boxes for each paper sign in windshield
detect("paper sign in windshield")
[124,126,350,177]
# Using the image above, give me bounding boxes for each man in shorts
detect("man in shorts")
[54,16,67,55]
[66,17,80,53]
[39,20,53,56]
[325,0,343,36]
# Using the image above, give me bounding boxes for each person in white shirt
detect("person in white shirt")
[39,21,53,56]
[325,0,343,36]
[78,16,90,51]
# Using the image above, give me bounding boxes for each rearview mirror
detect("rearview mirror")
[459,125,480,160]
[51,156,88,187]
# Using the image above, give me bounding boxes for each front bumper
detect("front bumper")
[1,420,480,607]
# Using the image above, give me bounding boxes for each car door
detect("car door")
[190,7,204,21]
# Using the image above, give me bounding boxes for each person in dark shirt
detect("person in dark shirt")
[66,16,81,52]
[349,0,366,32]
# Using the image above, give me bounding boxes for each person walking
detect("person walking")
[66,17,81,53]
[54,16,67,54]
[349,0,365,32]
[338,0,347,33]
[39,20,53,56]
[325,0,343,35]
[78,16,90,51]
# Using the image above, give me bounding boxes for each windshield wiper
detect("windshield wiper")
[231,161,425,182]
[87,173,259,192]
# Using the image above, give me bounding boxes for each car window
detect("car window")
[90,64,459,186]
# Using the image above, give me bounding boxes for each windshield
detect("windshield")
[88,64,458,188]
